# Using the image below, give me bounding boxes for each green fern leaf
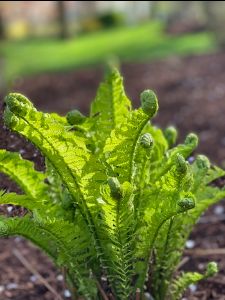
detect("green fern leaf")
[0,149,48,199]
[171,262,218,300]
[90,69,131,150]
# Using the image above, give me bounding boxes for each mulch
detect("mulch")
[1,52,225,299]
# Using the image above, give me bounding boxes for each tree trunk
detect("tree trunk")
[56,1,68,39]
[202,1,225,49]
[0,8,5,40]
[149,1,159,20]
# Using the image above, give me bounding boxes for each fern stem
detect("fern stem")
[154,218,174,300]
[130,117,149,183]
[137,213,177,296]
[136,217,165,293]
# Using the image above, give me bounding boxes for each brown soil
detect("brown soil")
[1,52,225,299]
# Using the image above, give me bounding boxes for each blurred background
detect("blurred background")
[1,1,225,164]
[1,0,225,163]
[0,1,225,159]
[1,2,225,300]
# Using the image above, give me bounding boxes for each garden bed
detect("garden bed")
[1,52,225,299]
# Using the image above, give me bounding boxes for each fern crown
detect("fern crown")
[0,69,224,300]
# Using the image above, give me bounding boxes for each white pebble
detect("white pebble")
[6,283,18,290]
[188,156,195,163]
[15,237,22,243]
[64,289,72,298]
[7,206,13,213]
[186,240,195,249]
[19,149,26,154]
[198,263,205,270]
[214,205,224,215]
[56,274,64,281]
[189,284,197,292]
[0,285,5,293]
[30,275,37,282]
[101,276,107,282]
[144,292,154,300]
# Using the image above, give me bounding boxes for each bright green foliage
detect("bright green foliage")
[164,126,178,148]
[66,109,86,125]
[0,69,225,300]
[171,262,218,300]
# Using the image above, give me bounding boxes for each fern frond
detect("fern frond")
[4,94,97,218]
[133,124,168,191]
[0,191,46,213]
[44,159,76,220]
[0,149,48,199]
[171,262,218,300]
[99,180,135,299]
[4,94,107,269]
[204,164,225,184]
[152,156,225,300]
[104,93,158,185]
[90,69,131,150]
[135,154,195,290]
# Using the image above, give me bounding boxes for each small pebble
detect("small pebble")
[214,205,224,215]
[56,274,63,281]
[15,237,22,243]
[101,276,107,282]
[64,289,72,298]
[0,285,5,293]
[7,206,13,213]
[198,263,205,270]
[30,275,37,282]
[186,240,195,249]
[144,292,154,300]
[19,149,26,154]
[6,283,18,290]
[189,284,197,292]
[188,156,195,163]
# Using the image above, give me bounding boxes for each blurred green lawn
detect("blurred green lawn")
[2,22,216,80]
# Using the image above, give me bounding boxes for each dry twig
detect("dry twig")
[96,280,109,300]
[13,248,64,300]
[184,248,225,256]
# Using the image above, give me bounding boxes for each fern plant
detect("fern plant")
[0,69,224,300]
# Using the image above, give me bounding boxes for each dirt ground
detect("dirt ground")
[1,52,225,299]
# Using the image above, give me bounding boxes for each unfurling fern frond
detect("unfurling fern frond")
[0,69,224,300]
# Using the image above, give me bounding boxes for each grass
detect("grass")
[1,22,216,80]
